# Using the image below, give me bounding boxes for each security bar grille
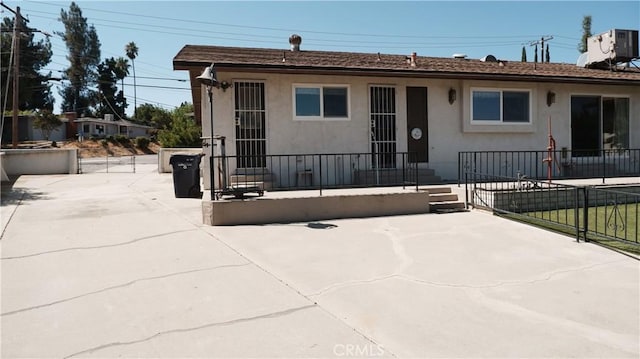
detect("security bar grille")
[234,81,266,168]
[370,86,397,168]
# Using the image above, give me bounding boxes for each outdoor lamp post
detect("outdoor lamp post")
[196,63,218,197]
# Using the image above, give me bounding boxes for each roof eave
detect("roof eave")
[175,62,640,86]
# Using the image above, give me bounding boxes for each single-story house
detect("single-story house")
[75,114,152,139]
[2,114,68,143]
[173,33,640,189]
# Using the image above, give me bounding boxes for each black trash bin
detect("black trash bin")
[169,153,204,198]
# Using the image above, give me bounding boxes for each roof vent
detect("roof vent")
[452,53,467,59]
[480,55,498,62]
[289,34,302,51]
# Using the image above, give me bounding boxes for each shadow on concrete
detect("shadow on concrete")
[1,176,49,206]
[306,222,338,230]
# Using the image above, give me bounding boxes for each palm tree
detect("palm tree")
[125,42,139,118]
[114,57,129,93]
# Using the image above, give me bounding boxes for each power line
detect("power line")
[27,1,548,40]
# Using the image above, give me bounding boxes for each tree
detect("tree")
[113,57,129,94]
[578,15,592,53]
[545,44,550,63]
[0,17,54,111]
[56,2,101,117]
[33,109,63,140]
[521,46,527,62]
[157,103,201,148]
[135,103,171,128]
[95,57,127,118]
[125,41,138,118]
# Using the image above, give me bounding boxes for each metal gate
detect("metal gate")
[77,150,136,173]
[234,81,266,169]
[370,86,397,168]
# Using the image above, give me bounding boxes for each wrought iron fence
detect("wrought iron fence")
[210,152,420,198]
[458,148,640,185]
[464,171,639,247]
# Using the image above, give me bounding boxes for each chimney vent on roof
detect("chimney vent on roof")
[289,34,302,51]
[104,114,115,122]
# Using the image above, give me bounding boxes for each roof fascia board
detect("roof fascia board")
[173,61,640,86]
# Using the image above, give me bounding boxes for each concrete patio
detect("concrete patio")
[1,164,638,358]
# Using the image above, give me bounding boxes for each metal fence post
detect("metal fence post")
[583,187,589,242]
[319,154,323,196]
[602,149,606,184]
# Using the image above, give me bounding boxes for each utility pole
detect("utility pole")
[528,35,554,63]
[1,2,24,148]
[12,6,21,148]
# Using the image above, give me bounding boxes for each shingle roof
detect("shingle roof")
[174,45,640,85]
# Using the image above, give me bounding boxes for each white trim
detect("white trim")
[470,87,532,125]
[292,83,351,121]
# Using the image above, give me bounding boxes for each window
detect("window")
[571,95,629,156]
[95,124,104,134]
[472,89,530,123]
[294,85,349,120]
[82,124,90,133]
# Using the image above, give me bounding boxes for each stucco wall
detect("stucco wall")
[1,149,78,175]
[158,147,204,173]
[199,71,640,185]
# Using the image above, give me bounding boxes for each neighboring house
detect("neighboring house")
[173,33,640,187]
[75,114,152,139]
[1,114,67,143]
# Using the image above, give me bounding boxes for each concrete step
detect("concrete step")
[429,193,459,202]
[419,186,452,194]
[430,201,467,213]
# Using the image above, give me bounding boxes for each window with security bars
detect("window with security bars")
[370,86,397,168]
[234,82,266,168]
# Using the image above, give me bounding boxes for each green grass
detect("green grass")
[501,203,640,256]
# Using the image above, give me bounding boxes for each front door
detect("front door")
[370,86,397,168]
[234,81,266,168]
[406,86,428,163]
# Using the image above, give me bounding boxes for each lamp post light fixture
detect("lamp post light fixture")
[196,63,218,196]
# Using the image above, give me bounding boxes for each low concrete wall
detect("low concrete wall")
[203,191,430,225]
[158,148,203,173]
[475,186,640,213]
[1,149,78,176]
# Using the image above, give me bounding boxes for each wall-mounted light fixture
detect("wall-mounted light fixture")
[448,88,457,105]
[219,81,232,92]
[546,91,556,107]
[196,64,232,92]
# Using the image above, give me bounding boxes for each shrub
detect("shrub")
[135,136,150,149]
[106,135,116,143]
[115,135,130,145]
[100,139,108,147]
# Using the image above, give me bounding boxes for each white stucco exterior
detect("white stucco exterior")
[198,71,639,188]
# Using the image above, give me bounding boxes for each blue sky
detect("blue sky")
[4,0,639,116]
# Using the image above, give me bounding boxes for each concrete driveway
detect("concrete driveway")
[1,165,638,358]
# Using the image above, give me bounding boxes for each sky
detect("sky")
[2,0,639,116]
